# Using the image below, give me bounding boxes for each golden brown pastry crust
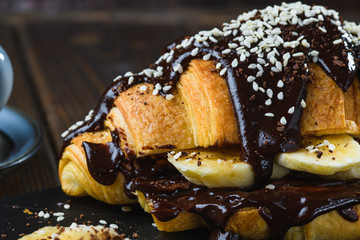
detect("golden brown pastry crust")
[59,59,360,239]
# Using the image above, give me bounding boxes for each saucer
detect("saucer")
[0,106,42,176]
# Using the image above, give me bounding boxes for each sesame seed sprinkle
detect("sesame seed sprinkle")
[280,116,287,125]
[265,113,274,117]
[220,68,227,76]
[166,94,175,100]
[301,99,307,108]
[139,85,147,91]
[232,58,239,68]
[333,39,342,45]
[288,106,295,114]
[191,47,199,56]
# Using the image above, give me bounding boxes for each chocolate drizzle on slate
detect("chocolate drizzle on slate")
[61,3,360,240]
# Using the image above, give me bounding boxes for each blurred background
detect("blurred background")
[0,0,359,198]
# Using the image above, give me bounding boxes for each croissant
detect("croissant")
[59,2,360,240]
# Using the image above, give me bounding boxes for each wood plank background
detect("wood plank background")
[0,0,360,198]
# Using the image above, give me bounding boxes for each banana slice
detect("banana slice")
[168,146,289,188]
[275,134,360,175]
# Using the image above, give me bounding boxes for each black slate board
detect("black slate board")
[0,187,209,239]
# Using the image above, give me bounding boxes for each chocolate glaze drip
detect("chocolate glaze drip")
[131,159,360,239]
[338,206,359,222]
[61,3,360,240]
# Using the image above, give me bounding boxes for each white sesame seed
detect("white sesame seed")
[306,145,314,151]
[247,76,256,82]
[265,99,272,106]
[293,52,304,57]
[280,116,287,125]
[124,71,133,77]
[216,62,222,69]
[288,106,295,114]
[240,53,246,62]
[153,71,163,78]
[301,39,310,48]
[53,212,65,217]
[110,224,119,229]
[328,144,336,151]
[312,56,319,62]
[209,36,218,43]
[318,26,327,33]
[228,43,238,48]
[250,46,258,53]
[333,39,342,45]
[191,47,199,56]
[139,85,147,91]
[217,159,222,164]
[144,69,153,77]
[266,89,273,98]
[44,213,50,219]
[121,206,132,212]
[277,92,284,100]
[309,148,319,153]
[310,50,319,57]
[222,49,231,54]
[301,99,306,108]
[223,30,232,37]
[99,220,107,225]
[231,58,239,68]
[64,204,71,209]
[61,130,69,138]
[265,113,274,117]
[185,158,192,163]
[259,87,265,93]
[271,66,280,73]
[38,211,44,217]
[166,94,175,100]
[113,75,122,82]
[276,61,282,71]
[257,58,266,65]
[128,76,134,85]
[252,81,259,91]
[277,80,284,88]
[220,68,227,76]
[57,216,64,222]
[257,64,263,72]
[203,53,211,61]
[248,64,257,69]
[265,184,275,190]
[166,55,173,63]
[256,71,263,77]
[163,85,171,92]
[173,152,182,160]
[177,64,183,73]
[155,83,162,90]
[152,223,157,227]
[152,88,159,96]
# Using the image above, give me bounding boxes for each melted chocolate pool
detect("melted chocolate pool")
[61,3,360,239]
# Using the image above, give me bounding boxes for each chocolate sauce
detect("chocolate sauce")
[338,206,359,222]
[61,4,360,240]
[131,159,360,239]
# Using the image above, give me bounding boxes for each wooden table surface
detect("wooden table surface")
[0,1,360,198]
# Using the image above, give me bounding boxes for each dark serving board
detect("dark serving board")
[0,187,209,239]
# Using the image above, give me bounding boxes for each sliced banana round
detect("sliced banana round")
[275,134,360,175]
[168,146,289,188]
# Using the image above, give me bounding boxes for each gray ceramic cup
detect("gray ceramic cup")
[0,46,13,111]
